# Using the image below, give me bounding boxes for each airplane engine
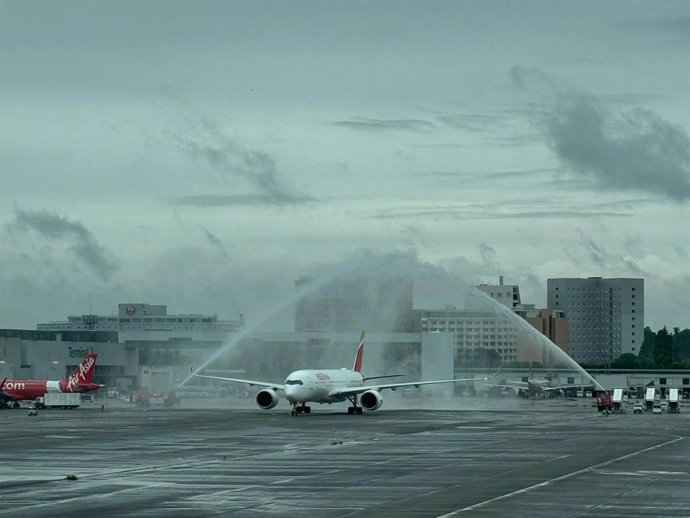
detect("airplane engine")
[255,389,279,409]
[360,390,383,411]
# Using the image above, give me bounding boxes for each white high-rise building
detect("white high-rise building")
[547,277,643,363]
[475,276,521,309]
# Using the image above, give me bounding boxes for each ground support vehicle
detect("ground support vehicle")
[597,393,613,412]
[34,392,81,409]
[134,391,180,407]
[668,388,681,413]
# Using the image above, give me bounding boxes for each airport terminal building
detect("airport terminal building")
[0,303,245,392]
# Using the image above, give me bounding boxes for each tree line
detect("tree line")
[593,327,690,370]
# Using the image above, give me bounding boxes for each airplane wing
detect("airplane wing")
[329,367,501,398]
[488,381,529,389]
[541,384,585,392]
[191,373,284,391]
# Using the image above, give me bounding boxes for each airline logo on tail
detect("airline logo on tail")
[65,353,97,391]
[352,330,365,372]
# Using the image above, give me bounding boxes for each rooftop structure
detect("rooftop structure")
[37,303,244,343]
[475,275,522,309]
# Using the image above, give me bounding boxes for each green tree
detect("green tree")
[654,327,676,368]
[673,328,690,359]
[611,353,640,369]
[638,327,656,368]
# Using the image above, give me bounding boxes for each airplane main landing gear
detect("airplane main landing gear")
[290,403,311,416]
[346,396,363,415]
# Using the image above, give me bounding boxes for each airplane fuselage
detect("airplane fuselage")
[527,380,550,393]
[1,353,101,405]
[283,369,364,404]
[0,379,101,402]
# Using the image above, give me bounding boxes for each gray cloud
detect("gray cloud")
[170,118,316,206]
[436,113,506,132]
[618,17,690,46]
[372,200,635,221]
[479,242,497,266]
[568,230,646,276]
[509,64,555,91]
[420,168,556,182]
[581,233,608,268]
[8,207,118,280]
[510,65,690,201]
[439,244,506,287]
[169,194,315,207]
[332,118,435,132]
[546,95,690,201]
[199,226,227,257]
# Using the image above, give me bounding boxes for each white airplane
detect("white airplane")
[191,331,501,415]
[492,364,583,398]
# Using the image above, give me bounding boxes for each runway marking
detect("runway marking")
[436,435,684,517]
[0,481,175,514]
[546,454,572,462]
[596,469,687,476]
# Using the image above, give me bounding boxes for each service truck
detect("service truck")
[644,387,656,412]
[34,393,81,409]
[597,392,613,412]
[134,390,180,407]
[611,388,625,413]
[668,388,681,413]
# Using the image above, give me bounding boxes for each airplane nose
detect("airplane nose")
[284,385,297,402]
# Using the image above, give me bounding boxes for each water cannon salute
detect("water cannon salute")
[191,330,502,415]
[1,1,689,515]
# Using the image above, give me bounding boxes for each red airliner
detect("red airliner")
[0,353,101,408]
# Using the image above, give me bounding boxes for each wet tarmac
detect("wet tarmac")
[1,397,689,517]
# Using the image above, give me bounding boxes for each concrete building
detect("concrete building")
[32,303,245,392]
[475,276,522,309]
[547,277,644,364]
[37,303,244,343]
[514,305,569,363]
[417,307,518,365]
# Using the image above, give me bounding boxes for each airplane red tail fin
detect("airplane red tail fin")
[352,330,365,372]
[66,353,98,389]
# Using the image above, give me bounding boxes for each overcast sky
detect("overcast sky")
[1,0,689,332]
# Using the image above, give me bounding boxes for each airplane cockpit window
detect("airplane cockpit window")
[285,379,303,385]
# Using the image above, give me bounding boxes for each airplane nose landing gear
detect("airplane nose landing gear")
[290,403,311,416]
